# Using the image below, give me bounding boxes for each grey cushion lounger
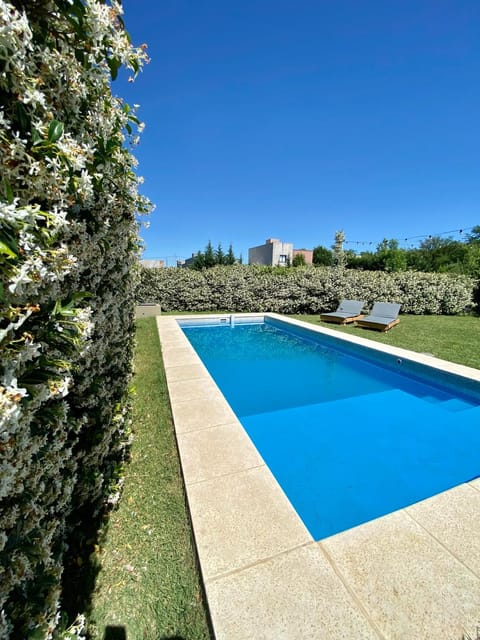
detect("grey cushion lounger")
[320,299,366,325]
[356,302,401,332]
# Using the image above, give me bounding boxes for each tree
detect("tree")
[348,251,379,270]
[292,252,306,267]
[312,245,332,266]
[411,236,465,272]
[376,239,407,272]
[344,249,358,267]
[215,242,225,265]
[467,226,480,244]
[203,240,215,268]
[225,242,236,265]
[189,241,238,268]
[331,230,347,269]
[191,251,205,270]
[463,243,480,278]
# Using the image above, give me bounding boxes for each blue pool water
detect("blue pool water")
[180,317,480,540]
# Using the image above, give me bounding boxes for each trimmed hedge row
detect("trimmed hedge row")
[0,1,149,637]
[137,265,475,315]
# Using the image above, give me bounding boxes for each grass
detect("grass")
[292,313,480,370]
[89,317,212,640]
[89,311,479,639]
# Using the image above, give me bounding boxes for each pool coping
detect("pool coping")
[156,313,480,640]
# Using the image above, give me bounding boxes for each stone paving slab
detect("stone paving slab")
[167,377,221,403]
[160,345,199,367]
[406,483,480,577]
[205,543,382,640]
[321,509,480,640]
[176,421,264,484]
[156,314,480,640]
[171,395,239,434]
[185,465,312,579]
[163,362,210,382]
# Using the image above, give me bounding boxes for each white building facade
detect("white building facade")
[248,238,294,266]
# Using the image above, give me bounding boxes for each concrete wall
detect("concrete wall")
[248,239,294,266]
[248,242,274,265]
[135,303,161,318]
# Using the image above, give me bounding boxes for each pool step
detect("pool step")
[241,387,480,540]
[441,397,476,412]
[422,395,476,413]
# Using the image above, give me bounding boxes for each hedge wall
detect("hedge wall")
[0,1,150,637]
[137,265,475,315]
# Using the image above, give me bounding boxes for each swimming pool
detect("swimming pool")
[179,315,480,540]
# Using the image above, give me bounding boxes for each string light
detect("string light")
[344,226,474,250]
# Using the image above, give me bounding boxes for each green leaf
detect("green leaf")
[31,127,42,146]
[0,240,16,259]
[48,120,64,143]
[27,627,46,640]
[15,102,29,134]
[2,177,14,203]
[52,292,92,317]
[108,56,121,81]
[0,226,18,259]
[129,55,140,75]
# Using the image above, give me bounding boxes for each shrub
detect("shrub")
[0,1,150,636]
[137,265,475,316]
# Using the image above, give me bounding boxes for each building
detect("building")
[293,248,313,264]
[248,238,294,266]
[141,259,164,268]
[179,253,199,268]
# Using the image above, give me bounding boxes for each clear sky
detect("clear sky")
[116,0,480,265]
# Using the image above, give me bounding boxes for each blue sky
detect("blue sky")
[116,0,480,265]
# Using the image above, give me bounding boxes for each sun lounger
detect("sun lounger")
[356,302,401,332]
[320,299,366,325]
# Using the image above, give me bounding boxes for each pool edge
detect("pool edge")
[156,313,480,640]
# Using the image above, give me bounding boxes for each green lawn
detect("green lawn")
[89,312,479,639]
[89,317,212,640]
[292,314,480,370]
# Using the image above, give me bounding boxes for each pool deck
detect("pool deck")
[156,313,480,640]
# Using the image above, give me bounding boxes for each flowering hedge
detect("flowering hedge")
[137,265,475,315]
[0,1,149,637]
